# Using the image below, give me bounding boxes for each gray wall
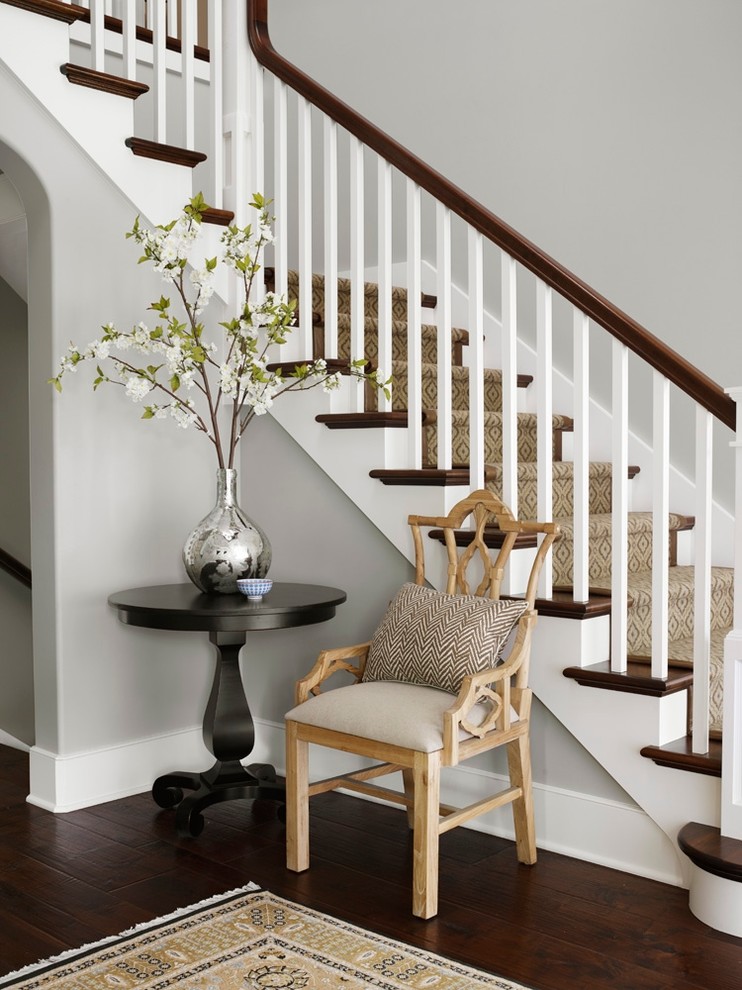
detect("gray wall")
[0,275,33,745]
[269,0,742,494]
[270,0,742,385]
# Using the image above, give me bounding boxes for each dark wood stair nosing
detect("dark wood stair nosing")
[369,467,472,487]
[60,62,149,99]
[318,412,411,430]
[3,0,83,21]
[200,207,234,226]
[124,137,207,168]
[641,736,722,777]
[563,660,694,696]
[678,822,742,882]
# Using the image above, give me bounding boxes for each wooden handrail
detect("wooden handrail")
[0,547,32,589]
[247,0,735,431]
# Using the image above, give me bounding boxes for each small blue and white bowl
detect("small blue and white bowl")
[237,577,273,601]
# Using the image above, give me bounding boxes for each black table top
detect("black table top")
[108,582,347,633]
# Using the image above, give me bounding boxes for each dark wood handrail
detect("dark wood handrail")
[0,547,32,589]
[247,0,735,432]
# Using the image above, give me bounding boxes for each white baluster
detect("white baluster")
[573,310,590,602]
[152,0,167,143]
[90,0,105,73]
[435,203,452,469]
[349,135,365,412]
[166,0,177,36]
[406,179,422,467]
[722,386,742,839]
[297,95,312,355]
[536,280,553,599]
[468,228,485,491]
[377,158,393,411]
[206,0,222,209]
[181,0,196,150]
[250,54,264,234]
[651,373,670,679]
[323,117,338,359]
[121,0,136,80]
[692,406,713,753]
[500,253,518,518]
[611,340,629,672]
[273,78,288,299]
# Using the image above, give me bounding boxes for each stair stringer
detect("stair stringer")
[530,613,720,886]
[0,3,193,226]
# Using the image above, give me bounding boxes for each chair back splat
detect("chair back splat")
[284,489,560,918]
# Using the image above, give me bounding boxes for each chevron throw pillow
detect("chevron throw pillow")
[362,583,530,695]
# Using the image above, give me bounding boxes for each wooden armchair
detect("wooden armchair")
[284,489,560,918]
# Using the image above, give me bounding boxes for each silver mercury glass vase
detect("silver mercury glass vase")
[183,468,272,594]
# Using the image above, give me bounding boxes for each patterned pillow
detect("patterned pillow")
[362,583,530,695]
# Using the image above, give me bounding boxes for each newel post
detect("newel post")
[722,386,742,839]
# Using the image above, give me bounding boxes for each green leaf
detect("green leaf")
[48,377,62,393]
[170,373,181,391]
[142,407,155,419]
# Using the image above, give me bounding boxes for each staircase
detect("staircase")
[268,267,732,741]
[3,0,742,936]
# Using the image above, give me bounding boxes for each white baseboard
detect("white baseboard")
[28,725,210,812]
[26,717,684,887]
[0,730,30,752]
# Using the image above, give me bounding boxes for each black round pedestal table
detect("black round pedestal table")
[108,582,346,837]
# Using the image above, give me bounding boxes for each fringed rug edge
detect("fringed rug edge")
[0,881,262,986]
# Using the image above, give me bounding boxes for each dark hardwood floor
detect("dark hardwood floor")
[0,744,740,989]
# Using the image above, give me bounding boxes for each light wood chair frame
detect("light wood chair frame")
[285,489,560,918]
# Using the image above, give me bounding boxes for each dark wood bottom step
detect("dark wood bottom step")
[563,660,694,696]
[679,822,742,880]
[641,736,722,777]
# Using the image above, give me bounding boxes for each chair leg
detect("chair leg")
[507,731,537,865]
[412,750,440,919]
[285,720,310,873]
[401,767,415,828]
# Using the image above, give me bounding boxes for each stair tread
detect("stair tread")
[266,268,436,307]
[554,511,693,536]
[60,62,149,99]
[446,409,572,428]
[333,312,468,343]
[626,565,733,605]
[641,738,722,777]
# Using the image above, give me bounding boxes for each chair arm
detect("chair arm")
[295,642,371,705]
[442,615,534,763]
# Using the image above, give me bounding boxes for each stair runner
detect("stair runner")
[269,269,730,734]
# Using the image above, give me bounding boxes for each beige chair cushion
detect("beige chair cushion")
[285,681,516,753]
[362,582,529,695]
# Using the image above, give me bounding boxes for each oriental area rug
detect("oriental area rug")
[0,883,532,990]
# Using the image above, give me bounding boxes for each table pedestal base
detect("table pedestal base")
[152,759,285,837]
[151,630,286,837]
